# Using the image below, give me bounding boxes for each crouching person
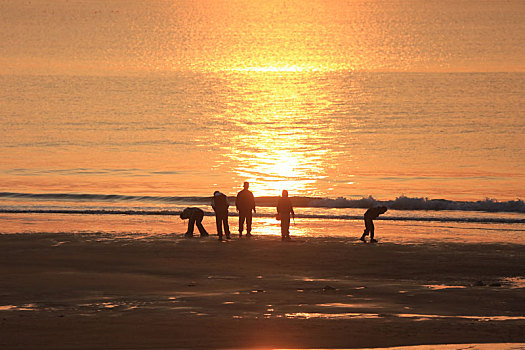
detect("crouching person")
[180,207,209,237]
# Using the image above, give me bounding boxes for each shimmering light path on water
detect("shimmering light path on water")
[1,72,523,200]
[277,344,525,350]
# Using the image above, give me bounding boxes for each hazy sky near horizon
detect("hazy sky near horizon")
[1,0,524,75]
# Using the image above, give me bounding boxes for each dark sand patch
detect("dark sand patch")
[0,233,524,349]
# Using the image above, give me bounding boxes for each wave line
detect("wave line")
[1,209,524,224]
[1,192,524,213]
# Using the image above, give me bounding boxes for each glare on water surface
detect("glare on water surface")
[224,73,335,196]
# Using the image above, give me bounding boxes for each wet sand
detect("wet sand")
[0,233,524,349]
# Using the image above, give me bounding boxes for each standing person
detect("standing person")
[359,206,388,243]
[180,207,208,237]
[235,181,256,237]
[211,191,231,241]
[277,189,295,241]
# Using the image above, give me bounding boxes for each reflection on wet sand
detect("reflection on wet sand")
[4,299,525,323]
[317,302,383,309]
[502,277,525,289]
[0,304,37,311]
[285,312,381,319]
[424,284,467,290]
[396,314,525,322]
[276,343,525,350]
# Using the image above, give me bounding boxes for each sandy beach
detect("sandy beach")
[1,232,524,349]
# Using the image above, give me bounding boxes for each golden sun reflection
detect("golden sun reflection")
[231,65,323,73]
[232,129,326,196]
[225,73,331,197]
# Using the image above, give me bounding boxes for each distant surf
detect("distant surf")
[1,192,524,214]
[1,191,524,213]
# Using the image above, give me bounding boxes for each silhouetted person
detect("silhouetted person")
[212,191,231,240]
[235,181,256,237]
[180,207,209,237]
[277,190,295,241]
[360,206,388,243]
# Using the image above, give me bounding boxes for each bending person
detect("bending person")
[277,189,295,241]
[360,206,388,243]
[180,207,209,237]
[212,191,231,241]
[235,181,256,237]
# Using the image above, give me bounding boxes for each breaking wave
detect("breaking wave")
[0,192,524,213]
[306,196,525,213]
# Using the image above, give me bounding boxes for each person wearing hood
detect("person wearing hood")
[180,207,208,237]
[211,191,231,240]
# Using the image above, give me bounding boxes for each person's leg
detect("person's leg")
[284,216,291,239]
[369,221,376,241]
[224,213,231,239]
[186,216,195,237]
[361,218,372,240]
[238,212,245,236]
[281,216,290,240]
[196,221,208,236]
[215,214,223,239]
[196,212,208,236]
[246,212,252,236]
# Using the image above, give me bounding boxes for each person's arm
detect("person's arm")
[251,192,256,213]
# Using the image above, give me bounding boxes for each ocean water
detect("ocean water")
[0,0,524,239]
